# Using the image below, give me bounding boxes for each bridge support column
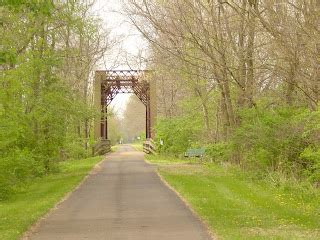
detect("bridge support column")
[105,107,108,139]
[146,100,151,139]
[93,71,111,156]
[94,71,107,141]
[149,77,157,139]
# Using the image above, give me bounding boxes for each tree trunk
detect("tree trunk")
[246,0,257,108]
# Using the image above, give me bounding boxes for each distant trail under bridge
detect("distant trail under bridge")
[28,145,212,240]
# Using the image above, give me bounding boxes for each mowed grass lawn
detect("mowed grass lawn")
[147,155,320,240]
[0,156,103,240]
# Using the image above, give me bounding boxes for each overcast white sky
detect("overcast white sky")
[93,0,148,117]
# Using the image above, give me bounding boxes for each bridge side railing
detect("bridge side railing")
[92,139,111,156]
[143,139,156,154]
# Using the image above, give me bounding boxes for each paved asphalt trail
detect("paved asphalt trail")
[29,145,212,240]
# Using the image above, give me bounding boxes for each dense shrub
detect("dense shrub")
[233,107,320,183]
[0,150,43,199]
[300,147,320,184]
[204,142,231,162]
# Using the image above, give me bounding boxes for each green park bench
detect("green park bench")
[184,148,205,157]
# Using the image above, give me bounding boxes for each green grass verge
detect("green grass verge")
[0,156,103,240]
[111,145,119,152]
[146,155,320,239]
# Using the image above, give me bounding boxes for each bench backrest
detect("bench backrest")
[185,148,205,157]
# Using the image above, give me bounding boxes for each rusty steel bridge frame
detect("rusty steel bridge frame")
[94,70,156,143]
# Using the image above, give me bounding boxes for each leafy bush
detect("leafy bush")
[153,101,320,185]
[232,107,320,181]
[300,147,320,184]
[155,114,202,155]
[0,149,43,200]
[205,142,231,162]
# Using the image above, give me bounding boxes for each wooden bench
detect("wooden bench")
[184,148,205,157]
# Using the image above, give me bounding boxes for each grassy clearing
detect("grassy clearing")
[130,142,144,152]
[0,156,103,240]
[146,155,320,240]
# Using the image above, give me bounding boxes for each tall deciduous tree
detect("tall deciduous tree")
[0,0,112,198]
[125,0,320,180]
